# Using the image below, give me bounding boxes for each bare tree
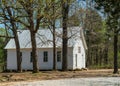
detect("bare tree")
[0,1,22,72]
[61,0,70,71]
[42,0,62,70]
[16,0,45,73]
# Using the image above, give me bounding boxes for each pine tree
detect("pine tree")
[95,0,120,74]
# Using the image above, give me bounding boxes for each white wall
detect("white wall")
[7,47,73,70]
[21,50,33,70]
[7,49,33,70]
[73,39,86,69]
[7,50,17,70]
[67,47,73,69]
[38,48,53,70]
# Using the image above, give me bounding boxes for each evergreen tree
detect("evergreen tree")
[95,0,120,74]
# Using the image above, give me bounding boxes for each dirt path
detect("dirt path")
[0,69,120,85]
[1,77,120,86]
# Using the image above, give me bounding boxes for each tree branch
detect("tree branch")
[0,35,14,38]
[35,15,43,33]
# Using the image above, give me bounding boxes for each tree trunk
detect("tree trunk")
[90,48,93,65]
[104,47,108,65]
[14,30,22,72]
[99,48,102,66]
[62,29,68,71]
[30,31,39,73]
[6,7,22,72]
[113,30,119,74]
[53,20,57,70]
[53,30,57,70]
[86,36,90,67]
[95,46,98,65]
[11,21,22,72]
[62,0,69,71]
[52,1,57,70]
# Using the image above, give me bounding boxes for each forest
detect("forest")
[0,0,120,74]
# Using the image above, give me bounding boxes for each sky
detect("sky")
[0,24,4,28]
[0,0,104,29]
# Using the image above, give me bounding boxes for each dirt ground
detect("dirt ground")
[0,69,120,83]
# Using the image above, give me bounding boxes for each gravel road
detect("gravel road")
[1,77,120,86]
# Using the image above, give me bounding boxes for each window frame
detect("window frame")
[57,51,61,62]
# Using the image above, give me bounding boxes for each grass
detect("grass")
[88,64,114,69]
[0,69,120,83]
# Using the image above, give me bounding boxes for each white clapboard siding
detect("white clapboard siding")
[5,27,87,70]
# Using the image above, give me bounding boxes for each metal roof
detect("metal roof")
[5,27,87,49]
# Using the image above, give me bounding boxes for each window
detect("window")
[30,52,33,62]
[78,47,81,53]
[57,51,61,62]
[43,51,48,62]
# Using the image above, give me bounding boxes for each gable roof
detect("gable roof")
[5,27,87,50]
